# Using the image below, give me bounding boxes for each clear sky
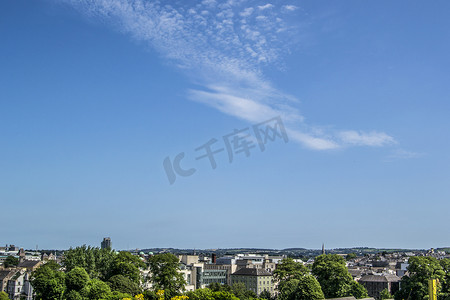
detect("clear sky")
[1,0,449,250]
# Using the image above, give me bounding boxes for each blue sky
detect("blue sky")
[1,0,449,250]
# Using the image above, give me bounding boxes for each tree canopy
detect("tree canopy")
[278,275,325,300]
[395,256,446,300]
[312,254,367,299]
[32,247,146,300]
[3,256,19,268]
[31,261,66,300]
[148,253,186,299]
[62,245,116,280]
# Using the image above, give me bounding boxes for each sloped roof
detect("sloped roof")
[359,274,400,282]
[18,260,41,268]
[232,267,272,276]
[0,270,13,281]
[11,270,22,281]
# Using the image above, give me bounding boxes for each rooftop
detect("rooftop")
[232,267,272,276]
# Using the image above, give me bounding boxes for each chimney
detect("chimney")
[212,253,217,264]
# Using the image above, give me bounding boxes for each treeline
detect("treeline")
[274,255,368,300]
[29,247,370,300]
[31,246,147,299]
[26,245,450,300]
[29,245,265,300]
[395,256,450,300]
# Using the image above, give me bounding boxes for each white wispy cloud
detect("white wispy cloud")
[60,0,397,151]
[258,3,274,10]
[240,7,254,17]
[338,130,396,147]
[283,5,298,11]
[383,149,423,162]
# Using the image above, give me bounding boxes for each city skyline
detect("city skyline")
[1,0,449,250]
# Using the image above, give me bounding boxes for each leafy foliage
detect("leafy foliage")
[65,290,83,300]
[32,248,147,300]
[66,266,90,291]
[0,291,10,300]
[312,254,367,299]
[380,288,393,300]
[109,252,146,284]
[148,253,186,299]
[273,258,309,292]
[207,283,257,300]
[278,276,324,300]
[230,282,257,300]
[345,253,357,261]
[186,288,215,300]
[211,291,240,300]
[63,245,116,280]
[259,289,273,300]
[108,274,142,295]
[395,256,445,300]
[80,278,112,299]
[3,256,19,268]
[31,261,66,300]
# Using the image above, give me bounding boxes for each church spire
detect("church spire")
[322,243,325,255]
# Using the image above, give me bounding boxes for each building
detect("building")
[179,255,199,265]
[197,266,227,287]
[359,274,400,299]
[0,270,14,293]
[231,267,274,296]
[6,269,33,300]
[204,263,236,285]
[17,260,42,272]
[101,237,111,249]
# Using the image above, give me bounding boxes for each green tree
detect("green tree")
[278,276,325,300]
[349,280,368,299]
[80,278,112,299]
[274,258,309,291]
[230,282,257,300]
[3,256,19,268]
[0,291,10,300]
[109,252,145,284]
[143,290,158,300]
[148,253,186,299]
[65,290,83,300]
[259,289,272,300]
[105,291,133,300]
[346,253,357,261]
[395,256,445,300]
[66,266,90,291]
[211,291,240,300]
[108,274,142,295]
[439,258,450,298]
[31,261,66,300]
[380,288,393,300]
[311,254,367,299]
[208,283,231,293]
[63,245,116,280]
[186,288,215,300]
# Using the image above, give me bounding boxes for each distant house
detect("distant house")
[17,260,42,272]
[0,270,14,293]
[6,269,33,300]
[359,274,400,299]
[231,267,274,296]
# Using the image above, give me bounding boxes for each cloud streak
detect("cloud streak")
[61,0,396,151]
